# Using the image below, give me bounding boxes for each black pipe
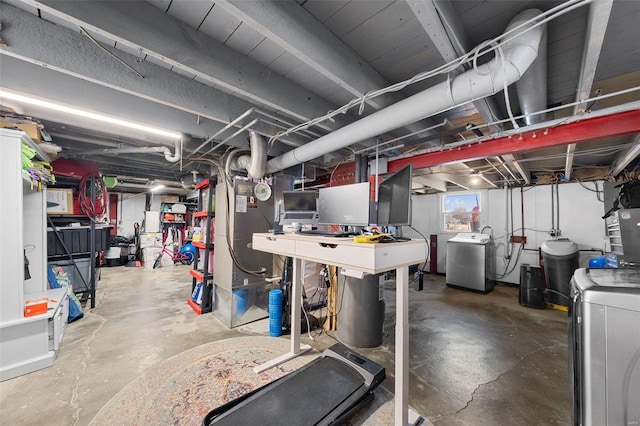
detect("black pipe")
[580,249,605,255]
[90,175,97,309]
[354,154,367,184]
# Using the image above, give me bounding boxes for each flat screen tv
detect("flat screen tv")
[318,182,370,226]
[377,164,412,226]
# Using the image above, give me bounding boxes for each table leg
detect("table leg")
[254,256,310,374]
[290,257,302,354]
[395,266,409,426]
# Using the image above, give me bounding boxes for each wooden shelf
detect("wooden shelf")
[1,129,68,381]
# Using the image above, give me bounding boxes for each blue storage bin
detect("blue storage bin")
[589,256,607,269]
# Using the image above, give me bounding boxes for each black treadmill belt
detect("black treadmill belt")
[210,357,365,426]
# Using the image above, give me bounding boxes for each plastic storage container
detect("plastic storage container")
[47,257,92,293]
[519,264,544,308]
[541,239,579,306]
[47,226,112,257]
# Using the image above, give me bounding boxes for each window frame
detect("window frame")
[442,192,482,233]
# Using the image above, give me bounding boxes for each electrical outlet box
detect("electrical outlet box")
[341,267,365,279]
[510,235,527,244]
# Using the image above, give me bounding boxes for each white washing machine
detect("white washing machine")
[446,233,494,292]
[569,268,640,426]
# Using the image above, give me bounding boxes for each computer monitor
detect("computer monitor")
[282,191,317,212]
[280,191,317,225]
[318,182,370,227]
[377,164,413,226]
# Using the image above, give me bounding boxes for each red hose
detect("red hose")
[79,174,107,218]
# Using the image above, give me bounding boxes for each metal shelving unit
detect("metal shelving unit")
[187,179,216,315]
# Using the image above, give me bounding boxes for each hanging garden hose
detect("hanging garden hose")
[79,174,107,219]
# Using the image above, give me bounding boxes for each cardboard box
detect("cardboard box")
[0,120,41,143]
[142,247,162,269]
[139,232,163,249]
[47,188,74,214]
[162,195,180,203]
[24,298,48,317]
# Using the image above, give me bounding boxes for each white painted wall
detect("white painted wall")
[108,193,165,238]
[114,193,146,238]
[404,181,607,284]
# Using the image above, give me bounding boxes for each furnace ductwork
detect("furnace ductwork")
[232,9,546,177]
[235,132,267,178]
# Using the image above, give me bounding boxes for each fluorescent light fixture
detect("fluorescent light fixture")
[471,176,480,185]
[150,184,165,192]
[0,89,182,139]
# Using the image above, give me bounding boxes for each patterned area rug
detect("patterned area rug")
[90,336,397,425]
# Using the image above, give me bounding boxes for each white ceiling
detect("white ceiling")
[1,0,639,191]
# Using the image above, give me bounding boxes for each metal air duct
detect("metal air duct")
[260,9,545,174]
[515,23,548,125]
[226,132,267,179]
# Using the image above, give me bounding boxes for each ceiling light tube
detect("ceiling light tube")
[150,184,166,192]
[0,89,182,139]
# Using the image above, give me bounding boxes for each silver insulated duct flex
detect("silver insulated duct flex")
[258,8,546,174]
[234,131,267,178]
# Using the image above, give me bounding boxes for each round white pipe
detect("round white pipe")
[265,9,545,174]
[77,138,181,162]
[163,138,181,163]
[249,132,268,178]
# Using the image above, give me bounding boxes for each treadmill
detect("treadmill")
[203,343,386,426]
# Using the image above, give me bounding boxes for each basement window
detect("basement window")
[443,193,481,232]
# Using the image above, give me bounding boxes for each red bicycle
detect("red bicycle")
[153,242,195,269]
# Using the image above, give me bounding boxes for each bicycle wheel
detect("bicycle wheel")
[180,252,194,265]
[153,252,163,269]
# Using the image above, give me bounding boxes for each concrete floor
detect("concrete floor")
[0,265,570,425]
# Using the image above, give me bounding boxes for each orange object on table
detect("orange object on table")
[24,298,55,317]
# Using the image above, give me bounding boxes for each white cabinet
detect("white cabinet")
[0,128,69,381]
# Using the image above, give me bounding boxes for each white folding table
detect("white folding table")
[251,232,428,426]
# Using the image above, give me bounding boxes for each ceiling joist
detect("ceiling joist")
[408,0,502,134]
[609,134,640,177]
[565,0,614,180]
[21,0,348,133]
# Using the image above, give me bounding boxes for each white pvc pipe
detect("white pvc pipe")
[79,139,181,162]
[163,138,181,163]
[265,9,545,174]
